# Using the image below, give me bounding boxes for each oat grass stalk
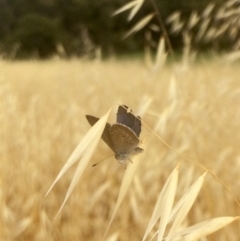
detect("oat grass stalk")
[113,0,172,52]
[142,116,240,207]
[153,37,167,72]
[165,172,206,240]
[144,171,239,240]
[112,0,144,21]
[171,216,240,241]
[123,13,155,39]
[146,170,205,240]
[103,149,143,239]
[46,108,112,216]
[142,166,179,241]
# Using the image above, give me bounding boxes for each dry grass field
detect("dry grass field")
[1,57,240,240]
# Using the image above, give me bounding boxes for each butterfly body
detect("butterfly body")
[109,123,143,161]
[86,105,143,167]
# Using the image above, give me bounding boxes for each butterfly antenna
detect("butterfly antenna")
[92,155,113,167]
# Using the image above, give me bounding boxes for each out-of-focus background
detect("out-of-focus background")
[1,0,240,240]
[0,0,240,59]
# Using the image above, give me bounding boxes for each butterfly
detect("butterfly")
[86,105,143,167]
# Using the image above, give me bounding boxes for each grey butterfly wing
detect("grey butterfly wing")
[85,115,115,152]
[117,105,142,137]
[117,105,135,128]
[108,124,140,157]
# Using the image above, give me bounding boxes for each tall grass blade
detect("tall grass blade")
[157,167,178,241]
[166,11,181,24]
[202,3,215,18]
[123,13,155,39]
[112,0,139,16]
[128,0,144,21]
[196,18,210,41]
[187,11,200,29]
[172,216,239,240]
[46,109,112,215]
[166,172,206,240]
[142,167,179,241]
[153,37,167,72]
[103,154,142,239]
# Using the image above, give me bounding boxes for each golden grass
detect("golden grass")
[165,0,240,50]
[1,57,240,240]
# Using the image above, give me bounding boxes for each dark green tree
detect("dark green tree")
[13,14,58,58]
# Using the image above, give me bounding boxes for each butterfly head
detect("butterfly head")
[114,146,144,161]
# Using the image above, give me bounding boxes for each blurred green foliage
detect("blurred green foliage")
[0,0,231,59]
